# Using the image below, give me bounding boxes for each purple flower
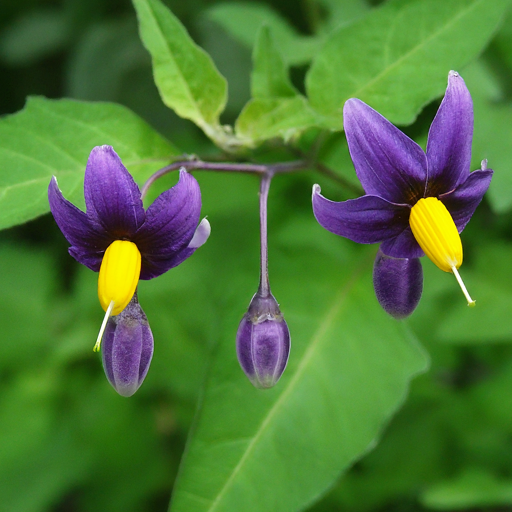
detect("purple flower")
[102,293,153,397]
[236,292,290,389]
[49,145,209,395]
[373,249,423,319]
[313,71,492,311]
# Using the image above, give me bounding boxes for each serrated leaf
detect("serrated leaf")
[0,97,177,230]
[132,0,233,148]
[206,2,321,66]
[169,236,428,512]
[235,96,321,145]
[251,25,296,99]
[306,0,511,129]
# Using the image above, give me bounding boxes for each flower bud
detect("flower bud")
[102,293,154,397]
[236,292,290,389]
[373,248,423,319]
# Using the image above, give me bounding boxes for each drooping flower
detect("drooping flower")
[48,145,209,395]
[313,71,492,313]
[373,249,423,319]
[236,291,290,389]
[102,293,154,397]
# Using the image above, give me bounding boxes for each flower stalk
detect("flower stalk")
[258,172,272,298]
[235,170,290,388]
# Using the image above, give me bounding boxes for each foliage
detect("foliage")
[1,0,512,511]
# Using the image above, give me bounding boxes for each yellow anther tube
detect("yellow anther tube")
[409,197,462,272]
[98,240,141,315]
[410,197,475,306]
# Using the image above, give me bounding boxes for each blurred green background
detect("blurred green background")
[2,0,512,511]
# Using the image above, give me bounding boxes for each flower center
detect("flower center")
[409,197,475,307]
[94,240,141,352]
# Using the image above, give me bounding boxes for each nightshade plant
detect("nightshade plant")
[48,145,210,396]
[2,0,511,511]
[313,71,493,318]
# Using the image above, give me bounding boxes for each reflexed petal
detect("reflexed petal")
[373,249,423,319]
[48,176,110,256]
[343,99,427,203]
[426,71,473,195]
[135,169,201,276]
[84,145,145,237]
[102,294,154,397]
[312,185,410,244]
[140,246,195,280]
[138,218,211,280]
[440,168,493,232]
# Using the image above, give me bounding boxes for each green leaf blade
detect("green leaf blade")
[132,0,227,133]
[170,244,428,512]
[206,2,321,66]
[306,0,511,129]
[0,97,177,230]
[235,96,321,146]
[251,25,297,99]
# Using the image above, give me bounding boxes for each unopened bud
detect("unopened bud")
[102,293,154,397]
[373,248,423,319]
[236,292,290,389]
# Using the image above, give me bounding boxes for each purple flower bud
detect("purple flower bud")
[236,292,290,389]
[373,248,423,319]
[102,293,154,397]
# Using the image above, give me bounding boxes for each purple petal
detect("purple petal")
[380,227,425,259]
[440,168,493,233]
[373,248,423,319]
[343,99,427,204]
[48,177,110,269]
[312,184,410,244]
[426,71,473,195]
[139,218,210,280]
[135,169,201,278]
[139,246,194,280]
[102,294,154,397]
[236,292,290,389]
[84,146,145,237]
[68,247,104,272]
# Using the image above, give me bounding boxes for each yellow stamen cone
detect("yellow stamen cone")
[410,197,475,306]
[98,240,142,315]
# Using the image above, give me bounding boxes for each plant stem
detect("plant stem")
[258,172,272,298]
[140,158,306,200]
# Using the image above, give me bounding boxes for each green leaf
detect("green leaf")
[235,25,321,147]
[0,96,176,230]
[235,96,321,146]
[431,243,512,344]
[251,25,296,99]
[421,468,512,510]
[66,18,148,102]
[462,60,512,213]
[492,8,512,73]
[315,0,370,35]
[132,0,236,150]
[0,8,70,66]
[169,230,428,512]
[205,2,321,66]
[306,0,511,129]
